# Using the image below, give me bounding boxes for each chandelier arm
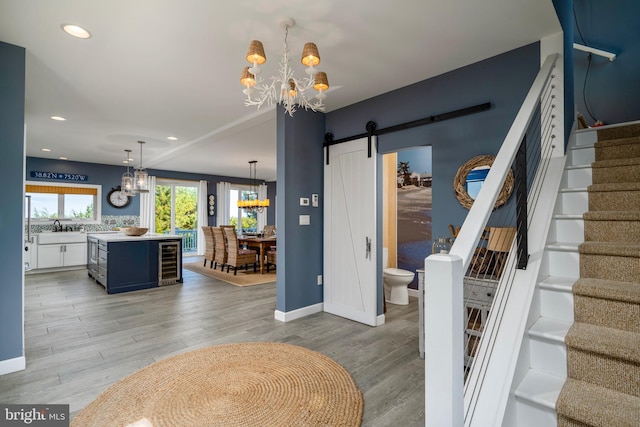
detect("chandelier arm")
[244,80,278,107]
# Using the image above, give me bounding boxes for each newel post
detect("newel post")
[425,253,464,427]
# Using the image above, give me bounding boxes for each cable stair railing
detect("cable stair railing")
[424,52,565,426]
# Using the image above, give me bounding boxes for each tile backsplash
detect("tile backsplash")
[27,215,140,234]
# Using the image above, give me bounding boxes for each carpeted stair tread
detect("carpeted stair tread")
[592,157,640,168]
[556,379,640,427]
[579,241,640,257]
[594,137,640,161]
[574,278,640,304]
[556,123,640,426]
[591,157,640,185]
[587,182,640,213]
[594,135,640,147]
[574,278,640,333]
[588,182,640,193]
[583,211,640,221]
[597,123,640,140]
[565,323,640,364]
[583,212,640,243]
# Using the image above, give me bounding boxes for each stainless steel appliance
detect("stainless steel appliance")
[158,240,181,286]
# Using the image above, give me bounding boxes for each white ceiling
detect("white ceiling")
[0,0,560,182]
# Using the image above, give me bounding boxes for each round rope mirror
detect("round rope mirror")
[453,154,514,210]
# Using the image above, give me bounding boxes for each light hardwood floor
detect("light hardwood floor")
[1,258,425,426]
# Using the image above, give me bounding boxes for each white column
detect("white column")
[425,253,464,427]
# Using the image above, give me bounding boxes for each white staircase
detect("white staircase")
[508,128,597,426]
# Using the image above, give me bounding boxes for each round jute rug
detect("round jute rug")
[72,342,363,427]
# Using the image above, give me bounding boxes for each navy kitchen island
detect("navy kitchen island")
[87,233,183,294]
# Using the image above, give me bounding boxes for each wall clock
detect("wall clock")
[107,187,131,208]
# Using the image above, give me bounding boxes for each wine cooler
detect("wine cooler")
[158,240,182,286]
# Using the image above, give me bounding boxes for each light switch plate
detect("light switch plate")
[300,197,309,206]
[312,194,319,207]
[299,214,310,225]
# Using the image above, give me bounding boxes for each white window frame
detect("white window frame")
[25,180,102,225]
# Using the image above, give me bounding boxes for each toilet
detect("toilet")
[382,248,415,305]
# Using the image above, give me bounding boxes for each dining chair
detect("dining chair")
[201,226,215,268]
[266,245,277,272]
[223,226,258,275]
[212,227,227,270]
[263,225,276,238]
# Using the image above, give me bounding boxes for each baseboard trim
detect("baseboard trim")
[0,356,25,375]
[408,288,420,298]
[274,302,323,322]
[376,314,386,325]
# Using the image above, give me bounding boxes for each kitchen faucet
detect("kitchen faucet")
[52,219,62,232]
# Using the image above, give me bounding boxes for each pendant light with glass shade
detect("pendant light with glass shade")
[121,149,136,196]
[134,140,149,193]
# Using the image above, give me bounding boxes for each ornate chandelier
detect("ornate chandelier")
[237,161,270,213]
[240,17,329,116]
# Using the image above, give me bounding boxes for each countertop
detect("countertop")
[87,233,183,242]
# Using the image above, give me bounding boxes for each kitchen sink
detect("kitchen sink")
[37,231,87,244]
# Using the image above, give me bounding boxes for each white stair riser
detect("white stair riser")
[549,218,584,244]
[512,130,597,427]
[545,250,580,278]
[568,146,595,165]
[562,167,592,188]
[514,400,558,427]
[539,288,574,322]
[529,338,567,377]
[574,130,598,147]
[556,191,589,215]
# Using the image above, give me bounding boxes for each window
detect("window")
[229,186,258,234]
[465,166,490,199]
[25,181,102,223]
[155,179,199,253]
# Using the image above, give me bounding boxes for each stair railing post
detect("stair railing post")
[425,253,464,427]
[515,137,529,269]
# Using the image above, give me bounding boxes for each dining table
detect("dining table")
[238,236,277,274]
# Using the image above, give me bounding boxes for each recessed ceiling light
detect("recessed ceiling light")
[167,136,178,141]
[61,24,91,39]
[41,148,51,152]
[59,157,68,160]
[50,116,66,121]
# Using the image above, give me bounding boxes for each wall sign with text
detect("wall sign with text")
[31,171,89,181]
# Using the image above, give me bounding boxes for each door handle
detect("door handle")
[365,237,371,259]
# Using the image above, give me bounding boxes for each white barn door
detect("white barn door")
[324,136,377,326]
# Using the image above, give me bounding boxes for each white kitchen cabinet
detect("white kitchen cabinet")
[37,242,87,269]
[64,242,87,266]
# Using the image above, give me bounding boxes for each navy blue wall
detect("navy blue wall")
[572,0,640,125]
[26,157,276,226]
[276,108,325,313]
[274,43,540,316]
[327,42,540,244]
[0,41,25,365]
